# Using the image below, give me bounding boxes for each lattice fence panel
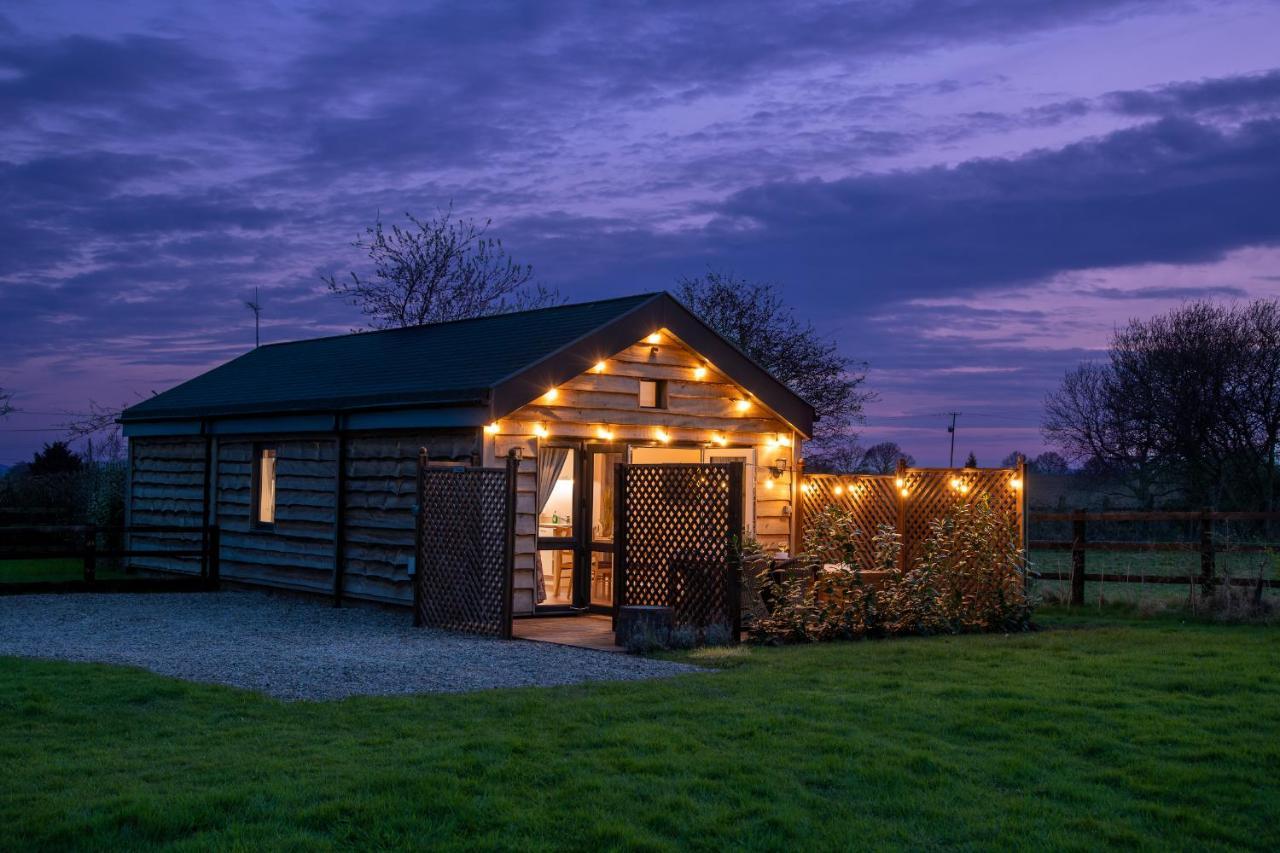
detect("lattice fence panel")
[803,467,1024,568]
[415,463,513,637]
[801,475,899,569]
[618,463,742,631]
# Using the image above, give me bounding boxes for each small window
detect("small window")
[254,446,277,528]
[639,379,667,409]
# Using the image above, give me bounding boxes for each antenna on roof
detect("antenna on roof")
[245,286,262,348]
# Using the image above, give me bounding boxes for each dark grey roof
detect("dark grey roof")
[121,292,815,435]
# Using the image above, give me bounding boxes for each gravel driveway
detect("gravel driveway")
[0,592,699,700]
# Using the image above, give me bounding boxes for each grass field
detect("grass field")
[0,558,130,584]
[2,607,1277,850]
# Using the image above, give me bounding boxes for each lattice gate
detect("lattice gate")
[413,454,517,637]
[615,462,744,636]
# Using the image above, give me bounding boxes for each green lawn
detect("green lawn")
[2,610,1278,850]
[0,558,131,584]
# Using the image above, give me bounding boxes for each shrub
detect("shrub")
[749,498,1033,643]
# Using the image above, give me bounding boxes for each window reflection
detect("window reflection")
[591,452,621,542]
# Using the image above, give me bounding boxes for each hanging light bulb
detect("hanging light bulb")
[593,360,607,373]
[645,332,661,344]
[764,478,774,489]
[533,423,549,439]
[693,365,708,380]
[484,422,499,435]
[895,477,905,488]
[950,477,961,490]
[1010,477,1023,490]
[734,398,750,413]
[596,425,614,441]
[655,428,671,443]
[544,388,559,401]
[960,483,971,494]
[833,484,844,496]
[900,487,909,498]
[712,432,728,446]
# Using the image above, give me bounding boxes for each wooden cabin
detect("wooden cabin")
[119,292,815,616]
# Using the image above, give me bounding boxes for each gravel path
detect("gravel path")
[0,592,700,700]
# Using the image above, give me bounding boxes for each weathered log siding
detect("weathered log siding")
[341,430,476,605]
[215,439,336,595]
[486,332,799,614]
[128,437,206,574]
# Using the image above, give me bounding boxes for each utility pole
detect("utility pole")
[946,411,961,467]
[245,287,261,348]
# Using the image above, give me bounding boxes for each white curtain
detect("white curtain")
[535,448,570,603]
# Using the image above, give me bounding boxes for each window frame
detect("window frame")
[251,443,278,531]
[638,378,668,409]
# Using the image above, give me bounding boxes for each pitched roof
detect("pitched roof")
[121,292,815,436]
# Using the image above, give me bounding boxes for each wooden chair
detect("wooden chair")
[591,557,613,602]
[553,550,573,598]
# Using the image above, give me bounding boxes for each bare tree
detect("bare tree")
[858,441,915,474]
[60,400,127,462]
[1044,299,1280,510]
[1001,450,1070,475]
[0,387,11,419]
[676,272,874,466]
[801,435,864,474]
[325,206,559,329]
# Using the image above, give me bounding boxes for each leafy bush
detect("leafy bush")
[749,498,1033,643]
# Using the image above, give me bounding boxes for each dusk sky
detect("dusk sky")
[3,0,1280,466]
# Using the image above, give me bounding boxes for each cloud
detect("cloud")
[1104,68,1280,118]
[0,33,220,119]
[1080,284,1249,300]
[705,117,1280,305]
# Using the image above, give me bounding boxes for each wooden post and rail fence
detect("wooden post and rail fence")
[0,524,221,594]
[1028,510,1280,605]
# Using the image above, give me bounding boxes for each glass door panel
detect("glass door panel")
[590,451,622,544]
[589,550,614,606]
[536,446,578,609]
[589,450,622,610]
[703,447,756,534]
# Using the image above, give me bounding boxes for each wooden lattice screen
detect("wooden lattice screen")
[800,463,1026,569]
[414,455,517,637]
[615,462,744,635]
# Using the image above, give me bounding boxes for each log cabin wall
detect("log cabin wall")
[129,430,477,605]
[215,438,336,596]
[483,331,799,615]
[341,430,476,605]
[127,436,207,574]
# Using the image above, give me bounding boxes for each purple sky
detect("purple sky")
[3,1,1280,466]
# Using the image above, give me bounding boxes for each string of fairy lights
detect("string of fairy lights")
[479,328,1023,502]
[481,329,780,452]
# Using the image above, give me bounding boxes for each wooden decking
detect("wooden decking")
[511,614,622,652]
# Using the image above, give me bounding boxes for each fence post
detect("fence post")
[792,457,804,557]
[895,457,908,573]
[502,452,519,641]
[1070,510,1086,607]
[413,448,426,628]
[1199,508,1215,596]
[206,526,221,590]
[83,525,97,584]
[727,461,744,643]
